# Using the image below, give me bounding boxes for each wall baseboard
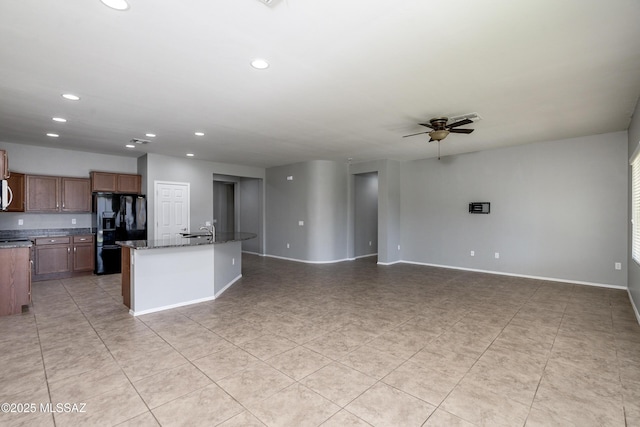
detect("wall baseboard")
[130,295,217,317]
[262,254,353,264]
[242,251,265,256]
[399,260,626,290]
[629,288,640,325]
[260,253,626,291]
[215,274,242,299]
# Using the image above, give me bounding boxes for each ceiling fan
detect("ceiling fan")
[403,117,475,142]
[403,116,475,159]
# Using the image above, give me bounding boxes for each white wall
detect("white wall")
[400,132,628,287]
[142,153,265,242]
[628,97,640,320]
[0,141,138,230]
[266,160,349,262]
[239,177,263,254]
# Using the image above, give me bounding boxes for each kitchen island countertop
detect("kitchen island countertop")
[116,231,256,250]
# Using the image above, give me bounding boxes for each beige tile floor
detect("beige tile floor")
[1,254,640,426]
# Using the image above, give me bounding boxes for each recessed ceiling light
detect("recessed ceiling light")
[100,0,130,11]
[194,132,205,136]
[46,133,59,138]
[251,59,269,70]
[186,153,195,157]
[52,117,67,123]
[145,133,156,138]
[62,93,80,101]
[125,144,136,148]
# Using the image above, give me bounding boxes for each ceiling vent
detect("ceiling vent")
[130,138,151,145]
[449,112,482,123]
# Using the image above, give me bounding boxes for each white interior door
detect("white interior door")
[155,181,190,240]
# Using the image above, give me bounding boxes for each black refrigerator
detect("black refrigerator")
[93,193,147,275]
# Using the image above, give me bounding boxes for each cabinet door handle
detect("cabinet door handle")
[74,247,77,253]
[67,247,70,254]
[50,239,55,242]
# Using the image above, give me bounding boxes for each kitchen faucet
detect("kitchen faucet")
[199,225,214,236]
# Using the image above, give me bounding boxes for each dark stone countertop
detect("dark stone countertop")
[0,240,33,249]
[117,232,257,250]
[0,228,94,240]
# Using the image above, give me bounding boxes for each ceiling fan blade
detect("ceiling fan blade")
[447,118,473,129]
[418,122,435,129]
[428,138,434,142]
[449,128,474,134]
[402,131,430,138]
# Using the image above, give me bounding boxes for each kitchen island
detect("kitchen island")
[117,232,256,316]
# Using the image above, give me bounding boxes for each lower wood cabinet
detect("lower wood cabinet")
[72,235,94,272]
[32,235,94,281]
[0,247,31,316]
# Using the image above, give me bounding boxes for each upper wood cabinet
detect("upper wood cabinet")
[25,175,91,213]
[61,177,91,212]
[0,149,8,179]
[26,175,59,212]
[6,172,25,212]
[117,174,141,194]
[90,172,117,192]
[91,171,141,194]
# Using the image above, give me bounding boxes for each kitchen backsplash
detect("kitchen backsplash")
[0,212,92,231]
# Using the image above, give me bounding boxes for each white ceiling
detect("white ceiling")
[1,0,639,168]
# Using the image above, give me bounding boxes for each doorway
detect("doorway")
[213,180,236,232]
[154,181,190,240]
[354,172,379,259]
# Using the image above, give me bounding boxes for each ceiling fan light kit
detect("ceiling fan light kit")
[403,115,476,159]
[428,129,450,141]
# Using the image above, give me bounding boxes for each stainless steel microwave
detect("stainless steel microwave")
[1,179,12,211]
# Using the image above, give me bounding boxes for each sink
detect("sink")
[180,233,212,239]
[0,238,32,243]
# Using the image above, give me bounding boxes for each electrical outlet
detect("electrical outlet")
[470,250,475,256]
[495,252,500,259]
[298,220,304,226]
[397,245,401,251]
[71,218,76,225]
[615,262,622,270]
[369,241,372,246]
[232,258,235,265]
[18,219,24,226]
[286,243,290,249]
[205,221,211,226]
[287,175,293,181]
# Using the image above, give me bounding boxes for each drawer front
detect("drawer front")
[35,236,71,246]
[73,235,94,244]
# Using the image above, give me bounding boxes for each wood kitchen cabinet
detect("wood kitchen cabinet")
[26,175,59,212]
[32,234,94,281]
[34,236,71,276]
[26,175,91,212]
[61,177,91,212]
[0,149,8,179]
[72,235,94,272]
[0,247,31,316]
[6,171,25,212]
[91,171,141,194]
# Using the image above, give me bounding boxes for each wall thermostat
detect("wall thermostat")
[469,202,490,214]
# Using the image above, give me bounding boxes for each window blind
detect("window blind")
[632,144,640,263]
